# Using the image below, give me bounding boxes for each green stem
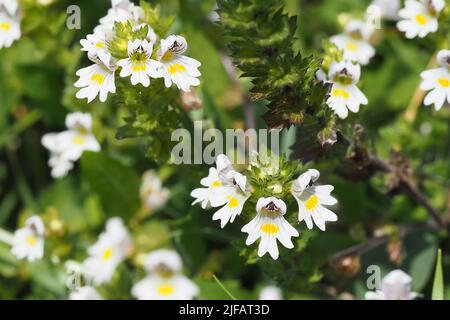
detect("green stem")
[212,274,237,300]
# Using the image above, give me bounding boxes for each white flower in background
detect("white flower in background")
[291,169,338,231]
[59,112,101,161]
[326,60,368,119]
[132,23,157,44]
[140,170,170,212]
[75,51,117,103]
[370,0,401,20]
[241,197,299,260]
[95,0,143,34]
[82,218,132,285]
[117,39,161,87]
[420,49,450,111]
[330,20,375,65]
[0,10,20,49]
[156,35,201,92]
[80,31,109,59]
[0,0,18,15]
[131,249,199,300]
[41,113,100,178]
[365,269,419,300]
[259,285,283,300]
[41,133,74,178]
[11,216,45,262]
[397,0,445,39]
[69,286,102,300]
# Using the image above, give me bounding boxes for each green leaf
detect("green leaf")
[432,249,444,300]
[81,151,140,219]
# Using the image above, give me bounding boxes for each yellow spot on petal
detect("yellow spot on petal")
[0,22,11,31]
[26,235,37,247]
[212,180,222,187]
[96,42,105,48]
[168,63,186,75]
[157,283,175,296]
[260,223,279,235]
[305,195,319,211]
[72,135,86,145]
[162,51,174,62]
[438,78,449,88]
[228,196,239,208]
[102,247,113,261]
[132,64,147,72]
[346,41,358,51]
[91,73,105,85]
[415,14,427,26]
[331,88,350,99]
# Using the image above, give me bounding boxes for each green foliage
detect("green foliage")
[432,249,444,300]
[218,0,334,141]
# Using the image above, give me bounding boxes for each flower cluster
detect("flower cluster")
[0,0,20,49]
[420,49,450,111]
[191,155,338,260]
[132,249,199,300]
[41,112,100,178]
[75,0,201,103]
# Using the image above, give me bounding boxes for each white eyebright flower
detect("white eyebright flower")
[259,285,283,300]
[397,0,445,39]
[0,10,20,49]
[241,197,299,260]
[326,60,368,119]
[330,20,375,65]
[140,170,170,212]
[11,216,45,262]
[420,49,450,111]
[82,218,132,285]
[365,269,419,300]
[291,169,338,231]
[370,0,401,20]
[74,51,117,103]
[117,39,161,87]
[0,0,18,15]
[156,35,201,92]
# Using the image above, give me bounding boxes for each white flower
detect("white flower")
[131,249,199,300]
[191,167,225,209]
[132,274,199,300]
[241,197,299,260]
[259,285,283,300]
[140,170,170,212]
[420,49,450,111]
[211,183,250,228]
[143,249,183,275]
[0,0,18,15]
[365,270,419,300]
[0,10,20,49]
[80,31,109,59]
[69,286,102,300]
[330,20,375,65]
[42,113,100,178]
[326,60,368,119]
[41,133,75,178]
[291,169,338,231]
[156,35,201,92]
[75,51,116,103]
[117,39,161,87]
[11,216,45,262]
[95,0,143,34]
[82,218,132,285]
[397,0,445,39]
[370,0,401,20]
